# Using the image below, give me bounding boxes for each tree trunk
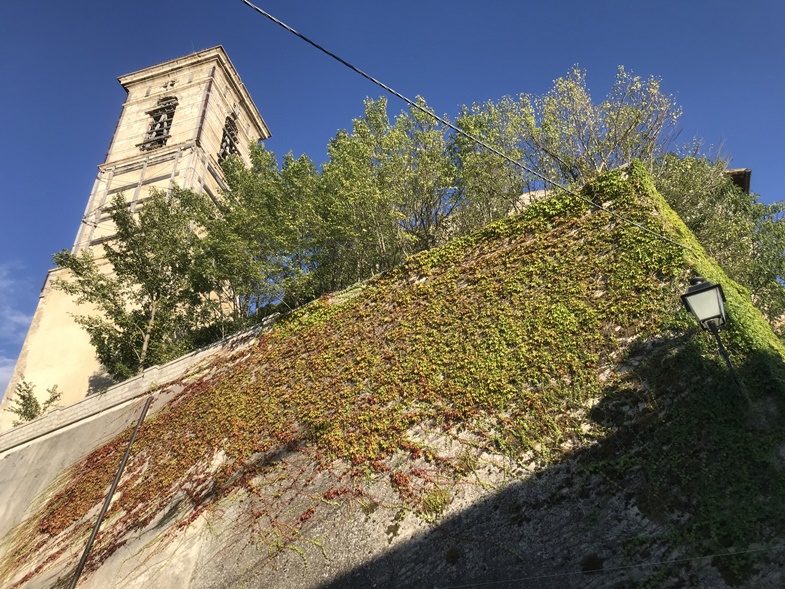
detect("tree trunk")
[138,299,157,373]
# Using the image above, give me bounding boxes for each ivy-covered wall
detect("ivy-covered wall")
[2,163,784,588]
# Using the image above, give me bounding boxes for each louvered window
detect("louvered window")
[218,116,240,162]
[139,96,178,151]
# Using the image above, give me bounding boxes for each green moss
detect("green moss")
[421,488,451,519]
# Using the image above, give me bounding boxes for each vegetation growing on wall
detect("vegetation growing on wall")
[3,380,61,426]
[52,66,785,378]
[6,164,785,587]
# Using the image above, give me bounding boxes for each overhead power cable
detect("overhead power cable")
[240,0,694,253]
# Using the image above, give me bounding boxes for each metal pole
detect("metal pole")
[68,396,153,589]
[707,322,749,402]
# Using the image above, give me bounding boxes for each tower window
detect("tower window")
[218,115,240,162]
[139,96,178,151]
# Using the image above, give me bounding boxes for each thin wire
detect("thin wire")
[438,544,782,588]
[240,0,694,254]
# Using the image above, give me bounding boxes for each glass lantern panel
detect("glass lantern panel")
[685,288,724,324]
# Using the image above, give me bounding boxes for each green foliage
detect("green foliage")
[317,97,457,284]
[453,66,681,194]
[421,487,450,519]
[260,65,682,292]
[527,66,681,182]
[452,94,534,232]
[319,97,405,285]
[207,99,455,317]
[5,380,62,426]
[205,70,683,318]
[654,152,785,332]
[53,188,213,379]
[389,98,459,253]
[202,146,322,324]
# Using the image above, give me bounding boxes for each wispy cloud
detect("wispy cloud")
[0,305,32,343]
[0,263,34,395]
[0,354,16,398]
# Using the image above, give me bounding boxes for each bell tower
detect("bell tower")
[1,47,270,430]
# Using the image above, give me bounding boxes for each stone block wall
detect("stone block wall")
[0,319,270,449]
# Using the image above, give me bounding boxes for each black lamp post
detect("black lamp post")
[681,277,746,398]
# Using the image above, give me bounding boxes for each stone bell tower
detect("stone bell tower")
[0,47,270,430]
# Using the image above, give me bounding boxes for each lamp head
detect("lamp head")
[681,277,727,331]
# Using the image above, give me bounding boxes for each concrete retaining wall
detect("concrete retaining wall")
[0,319,273,455]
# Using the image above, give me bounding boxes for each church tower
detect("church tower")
[0,47,270,430]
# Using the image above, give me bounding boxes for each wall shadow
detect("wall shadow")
[87,371,116,396]
[315,334,785,589]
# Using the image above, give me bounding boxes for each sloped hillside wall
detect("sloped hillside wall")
[2,164,784,589]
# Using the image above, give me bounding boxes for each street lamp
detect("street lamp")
[681,277,746,398]
[681,277,726,332]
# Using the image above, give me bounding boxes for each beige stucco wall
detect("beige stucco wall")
[0,269,105,432]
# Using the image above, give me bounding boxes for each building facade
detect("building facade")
[0,47,270,431]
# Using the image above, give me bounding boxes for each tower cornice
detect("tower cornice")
[118,46,271,142]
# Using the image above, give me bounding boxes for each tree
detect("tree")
[201,146,322,324]
[521,66,681,184]
[5,380,62,426]
[319,98,405,286]
[751,203,785,324]
[391,98,459,252]
[317,96,459,286]
[200,147,286,327]
[53,188,211,380]
[452,95,535,234]
[278,151,322,306]
[451,66,681,201]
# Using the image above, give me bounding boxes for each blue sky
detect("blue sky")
[0,0,782,393]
